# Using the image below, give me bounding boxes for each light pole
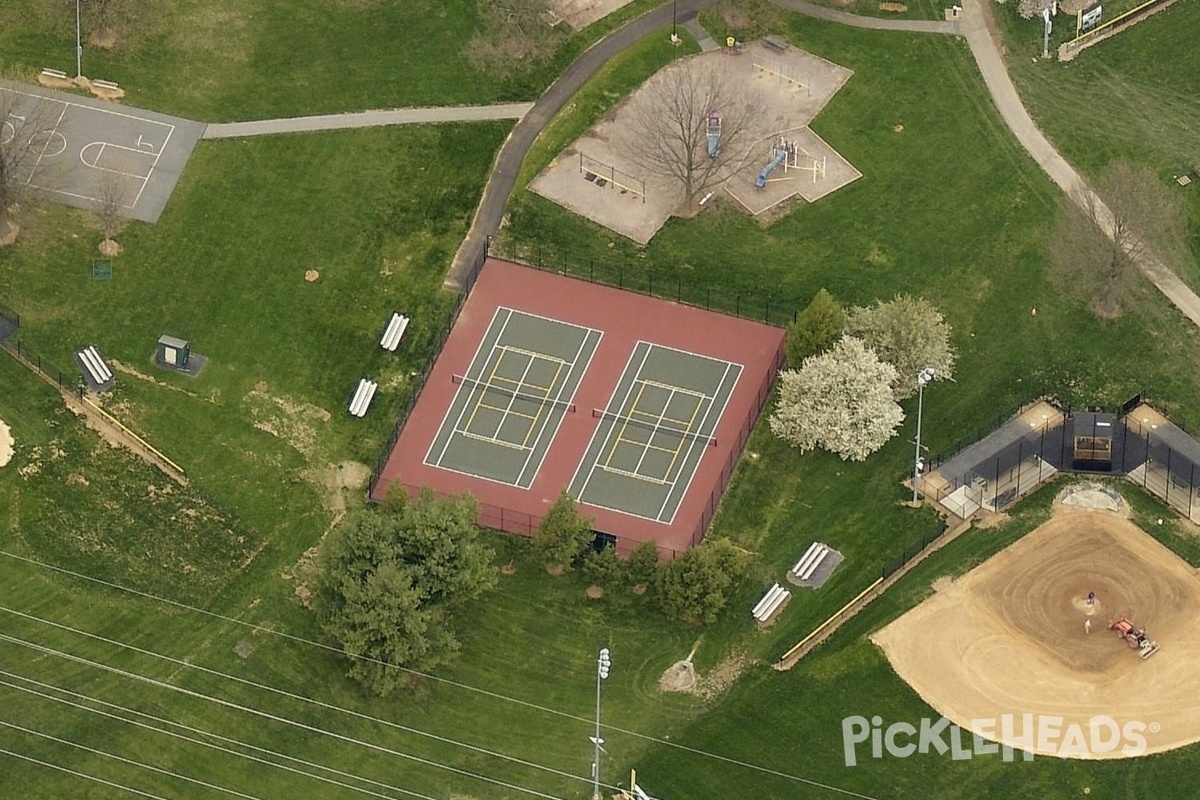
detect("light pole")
[912,368,934,504]
[670,0,679,44]
[74,0,86,78]
[591,647,611,800]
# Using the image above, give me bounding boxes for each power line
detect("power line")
[0,745,172,800]
[0,602,592,791]
[0,551,886,800]
[0,670,438,800]
[0,718,266,799]
[0,628,570,800]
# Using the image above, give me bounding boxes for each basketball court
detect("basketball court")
[0,83,205,223]
[373,258,785,556]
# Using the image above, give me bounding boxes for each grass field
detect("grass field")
[995,0,1200,285]
[3,1,1200,799]
[0,0,662,121]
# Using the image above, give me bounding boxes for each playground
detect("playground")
[872,498,1200,758]
[528,41,859,243]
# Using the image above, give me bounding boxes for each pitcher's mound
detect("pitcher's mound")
[658,660,697,693]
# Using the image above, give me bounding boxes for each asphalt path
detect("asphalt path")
[444,0,721,289]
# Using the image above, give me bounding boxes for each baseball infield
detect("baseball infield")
[873,506,1200,759]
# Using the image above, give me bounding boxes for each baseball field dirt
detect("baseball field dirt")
[873,504,1200,758]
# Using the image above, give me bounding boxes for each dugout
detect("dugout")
[1070,411,1115,471]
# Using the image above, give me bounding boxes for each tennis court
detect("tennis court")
[569,343,740,523]
[424,307,601,488]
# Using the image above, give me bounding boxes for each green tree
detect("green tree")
[533,489,594,571]
[581,545,622,587]
[656,539,746,625]
[626,540,661,590]
[786,289,845,367]
[315,489,496,696]
[845,294,956,399]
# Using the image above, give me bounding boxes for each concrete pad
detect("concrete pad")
[0,81,205,223]
[528,41,859,244]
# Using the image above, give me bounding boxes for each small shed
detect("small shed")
[156,335,191,370]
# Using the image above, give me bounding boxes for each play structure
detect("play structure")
[579,153,646,203]
[1110,617,1159,659]
[755,137,828,188]
[706,111,722,158]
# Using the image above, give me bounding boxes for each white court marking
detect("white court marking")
[0,86,176,212]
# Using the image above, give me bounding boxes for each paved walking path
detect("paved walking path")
[201,102,534,139]
[444,0,721,289]
[772,0,958,32]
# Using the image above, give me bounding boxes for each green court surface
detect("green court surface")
[568,342,741,523]
[424,307,601,488]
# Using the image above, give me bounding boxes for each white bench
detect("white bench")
[41,68,68,80]
[379,313,410,352]
[798,546,831,582]
[348,378,378,418]
[77,345,113,387]
[790,542,831,582]
[752,582,791,623]
[92,79,120,91]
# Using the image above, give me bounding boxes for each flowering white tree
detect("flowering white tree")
[846,294,956,399]
[770,337,904,461]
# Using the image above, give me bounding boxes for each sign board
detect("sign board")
[1080,3,1102,30]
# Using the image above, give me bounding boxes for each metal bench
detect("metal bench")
[379,313,410,352]
[763,35,789,52]
[752,582,791,623]
[348,378,378,418]
[76,345,114,391]
[41,68,68,80]
[92,79,121,91]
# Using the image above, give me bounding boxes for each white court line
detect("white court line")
[424,307,511,468]
[656,360,740,524]
[1,85,176,209]
[24,104,66,188]
[515,326,603,488]
[572,342,652,502]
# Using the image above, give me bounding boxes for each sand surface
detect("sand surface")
[873,509,1200,758]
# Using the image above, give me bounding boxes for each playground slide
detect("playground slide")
[707,130,721,158]
[755,149,787,188]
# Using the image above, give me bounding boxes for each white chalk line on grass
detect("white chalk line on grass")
[0,718,266,800]
[0,671,435,800]
[0,745,172,800]
[0,551,886,800]
[0,624,571,800]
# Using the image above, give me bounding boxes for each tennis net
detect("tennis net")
[591,408,717,447]
[453,374,576,413]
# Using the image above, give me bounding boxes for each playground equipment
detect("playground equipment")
[579,153,646,203]
[752,60,807,92]
[755,137,827,188]
[1110,618,1159,659]
[706,111,722,158]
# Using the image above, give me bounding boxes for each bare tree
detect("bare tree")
[0,91,58,245]
[85,0,142,48]
[625,60,766,208]
[94,168,133,254]
[465,0,564,76]
[1050,161,1189,318]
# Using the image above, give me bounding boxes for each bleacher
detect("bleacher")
[380,312,410,352]
[751,582,791,624]
[75,345,115,392]
[348,378,378,418]
[789,541,831,583]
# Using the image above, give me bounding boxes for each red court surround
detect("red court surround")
[372,259,785,557]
